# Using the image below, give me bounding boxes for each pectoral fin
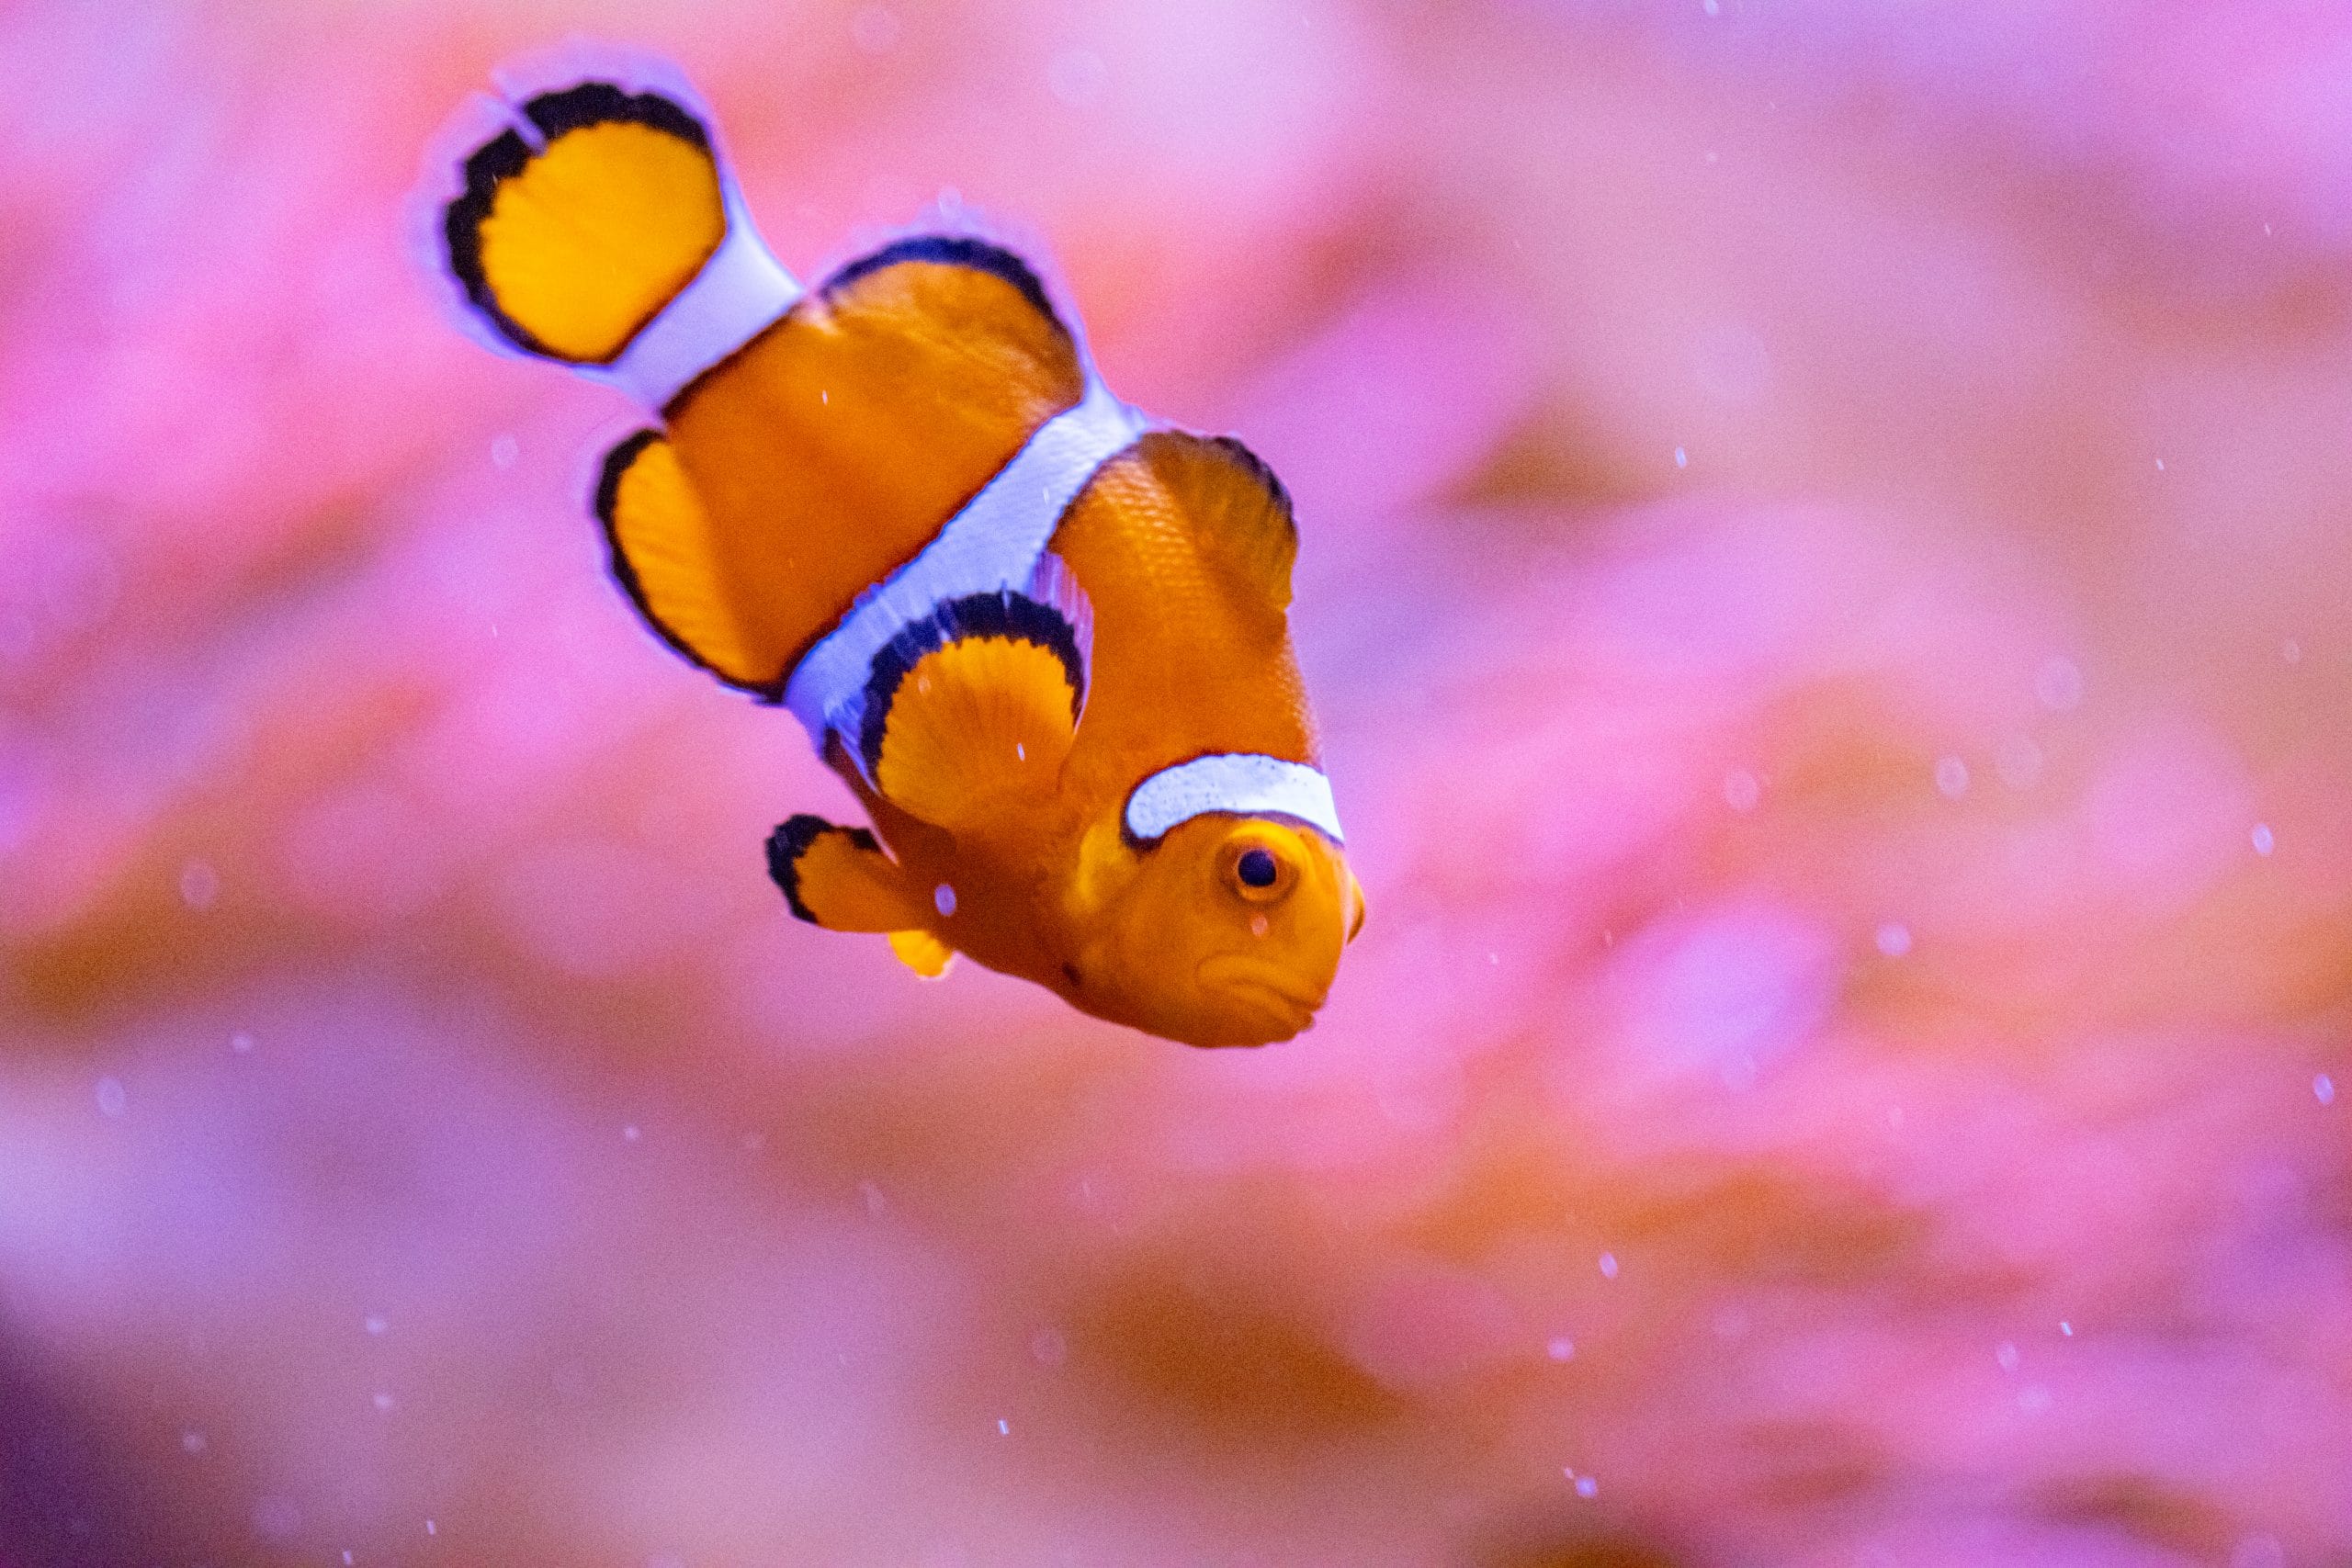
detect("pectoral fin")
[846,562,1091,832]
[886,929,957,979]
[764,815,931,932]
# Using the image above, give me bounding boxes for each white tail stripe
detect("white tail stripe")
[591,177,800,411]
[783,374,1143,748]
[1125,755,1343,846]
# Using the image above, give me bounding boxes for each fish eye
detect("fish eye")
[1225,838,1293,904]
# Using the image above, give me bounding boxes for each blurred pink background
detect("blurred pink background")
[5,2,2351,1564]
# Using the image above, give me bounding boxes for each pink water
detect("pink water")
[4,4,2348,1564]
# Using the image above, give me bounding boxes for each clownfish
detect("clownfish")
[426,60,1363,1046]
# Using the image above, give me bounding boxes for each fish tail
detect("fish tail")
[431,64,788,393]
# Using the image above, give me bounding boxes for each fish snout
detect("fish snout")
[1193,953,1329,1043]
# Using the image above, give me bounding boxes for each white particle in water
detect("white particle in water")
[365,1315,387,1336]
[181,1430,207,1454]
[1875,922,1912,958]
[95,1077,125,1118]
[997,1417,1010,1436]
[2060,1320,2073,1336]
[1996,1341,2020,1372]
[1674,446,1689,468]
[2252,823,2275,855]
[1576,1475,1599,1498]
[934,884,956,917]
[623,1124,640,1143]
[231,1031,254,1055]
[373,1392,393,1412]
[2154,458,2165,472]
[2035,656,2084,712]
[1546,1337,1576,1362]
[179,858,220,910]
[1934,756,1970,798]
[2316,1074,2336,1106]
[1703,0,1719,13]
[426,1518,435,1537]
[1598,1251,1619,1280]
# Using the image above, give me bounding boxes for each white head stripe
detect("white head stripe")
[593,179,800,410]
[784,374,1143,745]
[1125,755,1344,845]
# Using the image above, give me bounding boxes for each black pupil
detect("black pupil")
[1238,848,1278,889]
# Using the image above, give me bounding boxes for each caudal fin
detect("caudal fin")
[440,80,732,366]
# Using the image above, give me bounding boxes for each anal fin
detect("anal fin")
[600,430,794,691]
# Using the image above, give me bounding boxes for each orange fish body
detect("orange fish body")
[431,63,1362,1045]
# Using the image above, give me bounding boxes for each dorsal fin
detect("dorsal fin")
[1146,432,1298,616]
[443,82,727,364]
[652,235,1089,689]
[823,234,1064,332]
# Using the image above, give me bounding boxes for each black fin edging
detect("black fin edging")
[524,81,709,148]
[855,590,1087,781]
[765,815,880,925]
[1201,434,1296,537]
[442,81,713,360]
[593,430,787,698]
[823,234,1066,337]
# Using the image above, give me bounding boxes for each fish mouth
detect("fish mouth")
[1194,954,1327,1043]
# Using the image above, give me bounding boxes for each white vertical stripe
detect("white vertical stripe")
[594,177,801,410]
[783,375,1143,747]
[1124,755,1343,845]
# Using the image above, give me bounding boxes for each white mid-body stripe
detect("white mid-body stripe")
[1125,754,1344,845]
[783,374,1144,748]
[593,176,802,411]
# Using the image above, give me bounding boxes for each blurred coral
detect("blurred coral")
[3,2,2349,1564]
